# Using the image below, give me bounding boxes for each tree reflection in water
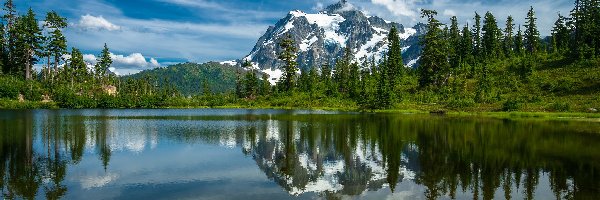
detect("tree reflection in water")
[0,110,599,199]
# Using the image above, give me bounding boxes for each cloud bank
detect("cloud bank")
[77,14,121,31]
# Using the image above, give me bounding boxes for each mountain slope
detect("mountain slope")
[126,62,245,95]
[233,1,425,81]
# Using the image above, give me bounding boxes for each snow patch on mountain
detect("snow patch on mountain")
[407,56,420,68]
[290,10,347,45]
[261,68,283,85]
[300,36,318,52]
[220,60,238,66]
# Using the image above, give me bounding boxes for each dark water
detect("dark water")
[0,109,599,200]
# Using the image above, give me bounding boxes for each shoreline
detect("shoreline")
[2,100,599,121]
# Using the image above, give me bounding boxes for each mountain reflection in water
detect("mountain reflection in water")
[0,109,599,199]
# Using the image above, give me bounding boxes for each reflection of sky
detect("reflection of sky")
[25,109,558,199]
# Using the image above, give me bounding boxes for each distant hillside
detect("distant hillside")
[125,62,246,96]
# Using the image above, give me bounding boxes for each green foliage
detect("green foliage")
[547,101,571,112]
[502,99,522,111]
[419,9,449,89]
[0,75,22,99]
[127,62,244,96]
[524,7,540,54]
[277,34,298,92]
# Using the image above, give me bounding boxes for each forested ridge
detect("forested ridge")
[0,0,599,113]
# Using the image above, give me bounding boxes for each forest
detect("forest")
[0,0,599,114]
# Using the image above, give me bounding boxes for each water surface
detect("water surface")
[1,109,599,199]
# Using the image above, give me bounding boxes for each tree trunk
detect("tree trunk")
[47,56,51,82]
[25,50,31,80]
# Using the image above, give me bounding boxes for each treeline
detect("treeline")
[0,0,189,108]
[237,0,600,111]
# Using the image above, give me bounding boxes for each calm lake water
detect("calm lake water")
[0,109,599,199]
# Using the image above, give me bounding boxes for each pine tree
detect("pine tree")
[242,60,258,98]
[15,9,44,80]
[44,11,68,81]
[419,9,449,89]
[482,12,502,60]
[551,14,569,54]
[334,47,351,95]
[386,25,404,89]
[524,7,540,54]
[2,0,16,29]
[260,74,271,96]
[0,24,5,74]
[68,48,88,87]
[569,0,599,58]
[307,66,318,96]
[503,16,515,57]
[2,0,17,74]
[515,25,525,56]
[459,24,475,73]
[472,12,482,61]
[277,34,298,92]
[448,16,461,71]
[95,43,112,84]
[348,62,360,99]
[320,63,334,96]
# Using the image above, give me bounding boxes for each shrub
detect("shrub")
[0,76,24,99]
[502,99,522,112]
[446,98,476,110]
[547,101,571,112]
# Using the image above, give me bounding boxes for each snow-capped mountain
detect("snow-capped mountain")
[235,0,425,80]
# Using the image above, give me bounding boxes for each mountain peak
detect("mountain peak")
[242,0,424,82]
[323,0,356,14]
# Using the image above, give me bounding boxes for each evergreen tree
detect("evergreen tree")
[260,74,271,96]
[320,63,335,96]
[14,9,44,80]
[551,14,569,54]
[503,16,515,57]
[2,0,16,28]
[0,24,5,74]
[334,47,351,95]
[348,62,360,99]
[69,48,87,77]
[472,12,483,61]
[419,9,449,89]
[242,60,258,98]
[44,11,68,80]
[482,12,502,60]
[386,26,404,89]
[95,43,112,84]
[524,6,540,54]
[515,26,525,56]
[307,66,318,96]
[459,24,475,73]
[277,34,298,92]
[448,16,461,71]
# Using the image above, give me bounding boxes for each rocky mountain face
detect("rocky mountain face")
[229,1,425,81]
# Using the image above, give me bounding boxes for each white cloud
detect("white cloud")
[443,9,456,17]
[81,52,161,75]
[371,0,421,19]
[110,53,161,69]
[157,0,223,9]
[83,54,97,63]
[77,14,121,31]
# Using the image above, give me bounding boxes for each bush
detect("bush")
[502,99,522,112]
[0,76,24,99]
[547,101,571,112]
[52,87,97,108]
[446,98,476,110]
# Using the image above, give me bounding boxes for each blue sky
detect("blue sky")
[18,0,572,74]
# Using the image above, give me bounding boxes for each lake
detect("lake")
[0,109,599,199]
